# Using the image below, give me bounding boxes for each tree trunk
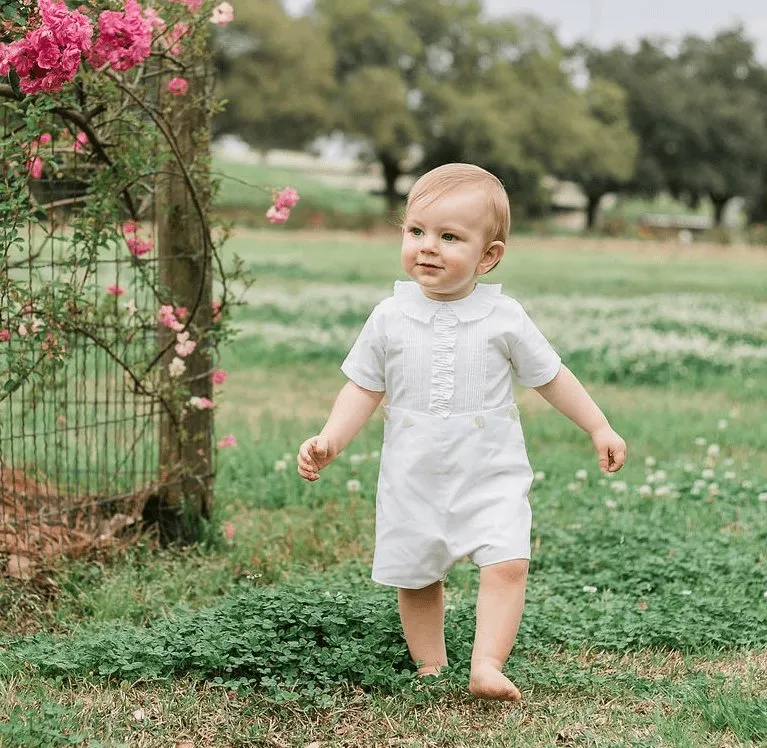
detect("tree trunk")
[156,59,214,545]
[711,194,730,227]
[585,193,603,231]
[379,151,402,214]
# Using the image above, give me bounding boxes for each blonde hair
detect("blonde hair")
[405,163,511,243]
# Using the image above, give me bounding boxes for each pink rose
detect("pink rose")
[266,205,290,224]
[27,156,44,179]
[189,396,214,410]
[122,220,139,235]
[3,0,93,94]
[39,133,52,145]
[0,329,10,342]
[166,22,189,56]
[88,0,152,72]
[167,77,189,96]
[210,2,234,26]
[74,131,88,153]
[274,187,300,210]
[211,369,228,385]
[211,299,222,323]
[217,434,237,448]
[127,236,153,257]
[158,304,184,332]
[106,283,125,296]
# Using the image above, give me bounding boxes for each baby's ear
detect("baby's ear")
[479,240,505,274]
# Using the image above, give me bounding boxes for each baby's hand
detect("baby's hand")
[591,425,627,473]
[297,434,338,481]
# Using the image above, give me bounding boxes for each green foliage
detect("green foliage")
[585,27,767,224]
[213,0,336,152]
[1,584,414,704]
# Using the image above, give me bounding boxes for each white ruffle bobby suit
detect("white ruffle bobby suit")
[341,281,562,589]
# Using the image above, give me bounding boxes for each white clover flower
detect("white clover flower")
[604,499,618,509]
[534,471,546,481]
[582,585,598,594]
[680,589,693,596]
[567,482,580,492]
[644,456,657,467]
[758,492,767,503]
[349,454,364,467]
[741,480,752,489]
[282,452,293,461]
[370,450,381,459]
[274,459,287,472]
[575,469,588,481]
[717,419,728,430]
[694,437,707,447]
[691,486,702,496]
[638,485,653,497]
[612,481,628,493]
[655,470,667,482]
[708,483,719,495]
[702,469,715,479]
[655,486,672,497]
[693,479,707,489]
[707,444,720,456]
[683,463,695,473]
[763,590,767,598]
[724,471,736,480]
[346,479,361,493]
[723,458,734,466]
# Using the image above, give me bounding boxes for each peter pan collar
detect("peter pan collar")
[392,280,502,322]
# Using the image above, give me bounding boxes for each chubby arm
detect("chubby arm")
[534,365,627,473]
[297,381,385,481]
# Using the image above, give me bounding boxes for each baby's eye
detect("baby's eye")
[442,233,458,242]
[409,227,423,237]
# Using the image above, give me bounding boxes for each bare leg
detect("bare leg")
[398,581,448,676]
[469,559,529,701]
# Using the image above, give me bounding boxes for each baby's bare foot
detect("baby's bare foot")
[469,663,521,701]
[417,664,443,678]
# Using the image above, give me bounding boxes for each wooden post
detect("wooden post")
[156,56,214,544]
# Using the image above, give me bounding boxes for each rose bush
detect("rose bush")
[0,0,298,441]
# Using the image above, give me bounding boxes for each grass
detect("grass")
[1,232,767,746]
[211,157,388,229]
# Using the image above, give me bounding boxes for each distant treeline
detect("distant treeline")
[213,0,767,228]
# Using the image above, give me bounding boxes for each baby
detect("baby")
[297,163,627,701]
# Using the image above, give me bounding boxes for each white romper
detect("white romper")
[341,281,562,589]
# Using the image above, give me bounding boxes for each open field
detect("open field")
[1,232,766,747]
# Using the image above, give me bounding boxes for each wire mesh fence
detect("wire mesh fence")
[1,60,215,579]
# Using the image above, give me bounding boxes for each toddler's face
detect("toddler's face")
[401,188,503,301]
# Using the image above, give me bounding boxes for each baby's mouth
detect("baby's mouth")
[418,262,442,269]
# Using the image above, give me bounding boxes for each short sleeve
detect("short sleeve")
[340,304,386,392]
[507,304,561,388]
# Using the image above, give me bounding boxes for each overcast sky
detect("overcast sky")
[284,0,767,57]
[484,0,767,55]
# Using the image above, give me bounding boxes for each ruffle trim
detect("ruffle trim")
[428,307,457,416]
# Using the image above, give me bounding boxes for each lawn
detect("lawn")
[1,231,766,747]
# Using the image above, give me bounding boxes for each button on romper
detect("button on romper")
[341,281,561,589]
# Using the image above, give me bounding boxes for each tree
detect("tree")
[314,0,488,210]
[213,0,336,153]
[585,28,767,225]
[554,78,638,229]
